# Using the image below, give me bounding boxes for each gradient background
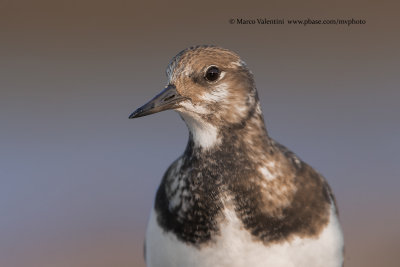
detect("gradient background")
[1,1,399,266]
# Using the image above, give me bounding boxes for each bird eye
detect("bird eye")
[204,66,220,82]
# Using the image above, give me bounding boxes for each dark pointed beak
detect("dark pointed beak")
[129,84,186,119]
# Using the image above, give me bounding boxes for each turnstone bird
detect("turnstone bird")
[129,46,344,267]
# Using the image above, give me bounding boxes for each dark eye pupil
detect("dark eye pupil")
[205,66,220,82]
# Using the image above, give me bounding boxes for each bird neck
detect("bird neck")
[183,102,272,159]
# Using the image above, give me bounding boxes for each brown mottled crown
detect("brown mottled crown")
[166,45,247,80]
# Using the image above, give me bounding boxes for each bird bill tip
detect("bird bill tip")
[128,108,142,119]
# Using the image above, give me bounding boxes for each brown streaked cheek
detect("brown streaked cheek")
[189,83,210,104]
[173,79,188,96]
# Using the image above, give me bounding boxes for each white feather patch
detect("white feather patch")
[201,82,229,102]
[258,166,276,181]
[145,204,343,267]
[179,101,209,114]
[178,111,220,149]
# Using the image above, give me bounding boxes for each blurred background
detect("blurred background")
[1,0,399,266]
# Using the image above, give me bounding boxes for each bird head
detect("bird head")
[129,46,262,149]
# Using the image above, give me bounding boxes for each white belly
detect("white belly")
[145,206,343,267]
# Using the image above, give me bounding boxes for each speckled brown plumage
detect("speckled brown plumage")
[131,45,344,267]
[155,101,334,246]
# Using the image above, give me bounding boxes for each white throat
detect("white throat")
[178,112,221,150]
